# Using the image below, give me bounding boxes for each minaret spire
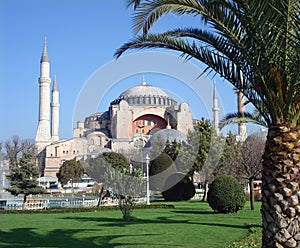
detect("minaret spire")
[51,72,60,142]
[35,38,52,153]
[212,81,219,134]
[52,72,58,91]
[41,37,50,63]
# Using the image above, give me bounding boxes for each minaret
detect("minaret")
[35,38,52,152]
[51,73,60,142]
[212,81,219,134]
[237,90,247,142]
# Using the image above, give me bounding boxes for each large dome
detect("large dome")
[110,79,177,106]
[120,83,169,98]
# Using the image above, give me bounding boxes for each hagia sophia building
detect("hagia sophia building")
[35,40,247,180]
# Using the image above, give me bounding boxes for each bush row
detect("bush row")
[0,203,174,214]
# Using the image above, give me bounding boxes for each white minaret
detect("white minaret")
[35,38,52,152]
[51,73,60,142]
[212,81,219,134]
[237,90,247,142]
[236,71,247,142]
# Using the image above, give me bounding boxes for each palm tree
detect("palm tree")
[116,0,300,247]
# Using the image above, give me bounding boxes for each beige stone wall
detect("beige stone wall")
[176,102,193,135]
[86,132,109,152]
[113,101,132,139]
[44,138,88,177]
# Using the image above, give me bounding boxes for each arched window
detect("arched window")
[96,137,101,146]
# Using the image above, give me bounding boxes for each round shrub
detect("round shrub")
[149,152,175,191]
[162,173,195,201]
[207,175,246,213]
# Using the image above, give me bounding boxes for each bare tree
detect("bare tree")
[4,136,36,168]
[236,132,266,210]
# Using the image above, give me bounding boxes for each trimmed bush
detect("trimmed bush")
[207,175,246,213]
[149,152,175,191]
[162,173,195,201]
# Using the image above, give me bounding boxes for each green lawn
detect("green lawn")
[0,201,261,248]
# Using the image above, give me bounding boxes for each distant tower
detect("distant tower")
[236,91,247,142]
[212,81,219,134]
[141,75,146,86]
[236,71,247,142]
[51,73,60,142]
[35,38,52,152]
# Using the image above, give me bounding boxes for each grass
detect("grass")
[0,201,261,248]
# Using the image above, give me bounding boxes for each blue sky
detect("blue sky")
[0,0,251,142]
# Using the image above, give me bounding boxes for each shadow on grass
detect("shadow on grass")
[0,215,261,248]
[0,228,164,248]
[171,209,216,215]
[61,214,260,230]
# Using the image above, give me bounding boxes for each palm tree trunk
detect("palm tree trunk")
[261,123,300,248]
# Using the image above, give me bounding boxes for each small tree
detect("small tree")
[102,152,129,171]
[217,132,243,177]
[86,152,143,221]
[149,152,175,191]
[236,132,265,210]
[162,173,195,201]
[187,119,224,201]
[207,175,246,214]
[104,167,144,221]
[6,152,45,208]
[56,160,84,189]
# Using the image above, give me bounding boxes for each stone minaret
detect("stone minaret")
[51,73,60,142]
[212,81,219,134]
[236,71,247,142]
[236,91,247,142]
[35,38,52,152]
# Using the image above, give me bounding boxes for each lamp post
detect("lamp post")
[145,153,150,205]
[138,125,144,172]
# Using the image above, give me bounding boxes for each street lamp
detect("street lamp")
[145,153,150,205]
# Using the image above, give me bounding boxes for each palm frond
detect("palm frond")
[219,112,268,130]
[126,0,141,9]
[117,0,300,126]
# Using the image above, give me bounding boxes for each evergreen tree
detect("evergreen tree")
[6,152,45,208]
[187,118,224,201]
[102,152,129,171]
[149,152,175,191]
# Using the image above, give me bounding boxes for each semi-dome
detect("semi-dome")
[110,78,177,106]
[146,129,187,148]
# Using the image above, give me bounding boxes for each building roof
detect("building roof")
[110,78,177,106]
[120,82,169,99]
